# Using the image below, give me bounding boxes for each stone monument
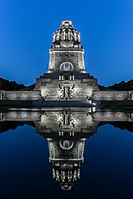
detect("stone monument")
[35,20,99,102]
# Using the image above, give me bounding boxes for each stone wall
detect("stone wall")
[1,111,41,121]
[92,91,133,101]
[130,91,133,100]
[35,110,98,134]
[1,110,133,123]
[93,112,133,122]
[0,91,41,100]
[48,48,85,72]
[48,138,85,162]
[0,91,2,100]
[36,79,98,100]
[0,90,133,101]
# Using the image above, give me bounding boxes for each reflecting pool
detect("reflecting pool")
[0,108,133,199]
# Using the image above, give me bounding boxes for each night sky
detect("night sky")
[0,0,133,86]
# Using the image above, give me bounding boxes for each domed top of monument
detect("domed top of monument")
[52,163,80,191]
[52,20,82,48]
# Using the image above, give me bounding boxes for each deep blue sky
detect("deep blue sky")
[0,0,133,86]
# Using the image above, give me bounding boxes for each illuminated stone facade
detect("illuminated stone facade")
[35,20,99,101]
[0,20,133,103]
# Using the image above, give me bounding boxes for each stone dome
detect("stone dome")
[52,20,82,48]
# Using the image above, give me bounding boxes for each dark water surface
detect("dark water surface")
[0,108,133,199]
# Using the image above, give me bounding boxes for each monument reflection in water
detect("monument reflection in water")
[0,108,133,190]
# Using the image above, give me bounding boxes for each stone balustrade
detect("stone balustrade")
[0,90,133,101]
[92,91,133,101]
[0,91,41,100]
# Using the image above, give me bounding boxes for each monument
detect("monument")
[35,20,99,102]
[0,20,133,104]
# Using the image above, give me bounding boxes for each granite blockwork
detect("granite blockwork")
[34,20,99,102]
[92,91,133,101]
[0,91,41,100]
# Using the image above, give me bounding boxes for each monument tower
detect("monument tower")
[35,20,99,102]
